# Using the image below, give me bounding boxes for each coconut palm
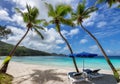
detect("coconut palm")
[0,25,12,39]
[45,3,79,72]
[71,0,120,82]
[0,4,45,73]
[96,0,120,7]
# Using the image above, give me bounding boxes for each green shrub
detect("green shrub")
[0,73,13,84]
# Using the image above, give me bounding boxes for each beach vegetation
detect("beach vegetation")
[0,41,53,56]
[71,0,120,82]
[0,73,13,84]
[0,4,45,73]
[45,3,79,73]
[0,25,12,40]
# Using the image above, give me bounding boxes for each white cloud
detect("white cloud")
[1,0,75,29]
[10,0,74,22]
[106,49,111,53]
[0,0,78,54]
[62,46,69,54]
[86,22,94,26]
[67,28,79,36]
[68,28,79,36]
[1,26,66,54]
[11,13,26,27]
[83,12,98,26]
[89,45,98,52]
[61,28,79,38]
[80,39,88,44]
[0,8,12,21]
[106,49,120,56]
[97,21,107,28]
[1,26,25,45]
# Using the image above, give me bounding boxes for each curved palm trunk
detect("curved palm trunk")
[58,31,79,73]
[80,23,120,82]
[0,28,30,73]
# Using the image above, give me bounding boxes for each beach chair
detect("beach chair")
[67,72,89,84]
[83,69,103,79]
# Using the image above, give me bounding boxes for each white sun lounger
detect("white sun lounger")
[83,69,103,79]
[67,72,90,84]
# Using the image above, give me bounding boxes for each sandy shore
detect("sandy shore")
[0,60,119,84]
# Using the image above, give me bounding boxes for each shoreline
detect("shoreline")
[0,60,119,84]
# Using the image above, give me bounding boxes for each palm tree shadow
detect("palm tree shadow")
[14,69,64,84]
[30,69,64,84]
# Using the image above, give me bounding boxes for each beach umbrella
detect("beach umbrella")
[68,52,98,70]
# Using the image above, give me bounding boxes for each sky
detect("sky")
[0,0,120,56]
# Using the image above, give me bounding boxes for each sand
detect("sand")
[0,60,119,84]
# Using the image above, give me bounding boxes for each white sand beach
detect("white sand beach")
[0,61,119,84]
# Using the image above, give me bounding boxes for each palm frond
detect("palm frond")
[83,15,90,19]
[96,0,119,7]
[60,17,75,27]
[71,12,78,21]
[15,8,30,23]
[43,21,49,27]
[30,7,39,21]
[26,4,31,20]
[118,4,120,8]
[34,28,44,39]
[33,19,43,24]
[95,0,106,5]
[44,20,54,26]
[108,0,114,7]
[50,20,55,24]
[15,8,24,15]
[83,6,98,16]
[77,3,85,15]
[26,4,31,14]
[34,25,45,30]
[22,12,29,23]
[45,2,55,17]
[56,4,72,16]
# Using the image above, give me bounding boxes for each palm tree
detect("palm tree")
[45,3,79,72]
[0,25,12,39]
[96,0,120,7]
[71,0,120,82]
[0,4,45,73]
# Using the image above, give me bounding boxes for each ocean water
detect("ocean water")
[0,56,120,70]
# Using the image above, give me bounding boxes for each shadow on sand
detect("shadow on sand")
[71,74,117,84]
[13,70,118,84]
[13,69,66,84]
[30,69,64,84]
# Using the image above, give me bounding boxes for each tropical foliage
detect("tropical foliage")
[71,0,120,82]
[45,3,79,72]
[96,0,120,8]
[0,41,52,56]
[0,4,45,73]
[0,25,12,39]
[0,73,13,84]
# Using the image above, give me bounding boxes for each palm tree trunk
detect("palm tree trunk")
[0,28,30,73]
[80,23,120,82]
[58,31,79,73]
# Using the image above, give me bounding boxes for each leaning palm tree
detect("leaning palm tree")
[71,0,120,82]
[0,4,45,73]
[45,3,79,72]
[0,25,12,39]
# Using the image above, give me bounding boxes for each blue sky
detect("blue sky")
[0,0,120,56]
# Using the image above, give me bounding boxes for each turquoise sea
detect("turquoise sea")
[0,56,120,70]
